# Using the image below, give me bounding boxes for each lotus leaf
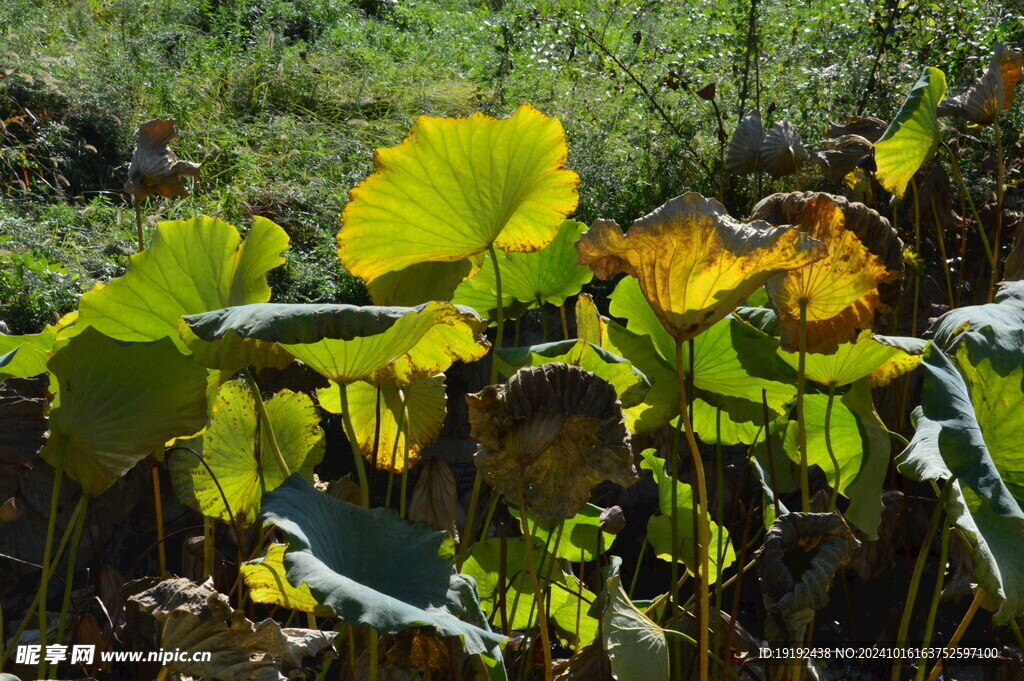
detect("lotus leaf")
[183,301,488,386]
[338,104,579,303]
[0,323,63,381]
[778,330,926,387]
[241,544,331,616]
[42,327,208,497]
[577,192,825,341]
[938,43,1024,125]
[317,375,446,472]
[761,118,808,179]
[507,503,606,561]
[873,67,947,198]
[826,116,888,143]
[897,329,1024,621]
[756,192,904,353]
[260,475,506,657]
[123,119,201,200]
[168,380,325,524]
[601,558,669,681]
[74,216,289,351]
[408,457,460,539]
[725,110,764,175]
[928,280,1024,350]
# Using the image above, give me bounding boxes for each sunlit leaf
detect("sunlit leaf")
[577,192,824,341]
[123,119,201,201]
[317,375,446,472]
[168,381,324,524]
[938,43,1024,125]
[338,104,580,303]
[507,503,606,561]
[261,475,506,657]
[873,67,947,198]
[761,118,808,179]
[42,328,208,497]
[601,558,669,681]
[929,280,1024,350]
[758,192,904,352]
[725,110,764,175]
[778,330,926,387]
[241,544,331,615]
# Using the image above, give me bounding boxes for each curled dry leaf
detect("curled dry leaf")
[917,163,962,236]
[761,118,808,179]
[725,110,764,175]
[938,43,1024,125]
[825,115,888,143]
[0,497,21,524]
[123,119,201,201]
[813,134,874,184]
[408,457,462,541]
[755,512,858,642]
[467,363,636,521]
[599,505,626,534]
[755,192,904,353]
[577,192,825,342]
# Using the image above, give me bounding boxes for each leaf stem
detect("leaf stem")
[337,382,370,508]
[915,517,951,681]
[54,495,89,657]
[242,368,291,480]
[134,199,144,251]
[489,244,504,384]
[37,457,64,678]
[367,627,378,681]
[796,299,810,512]
[151,461,168,578]
[517,468,552,681]
[991,120,1005,300]
[824,384,841,512]
[945,143,996,277]
[924,587,985,681]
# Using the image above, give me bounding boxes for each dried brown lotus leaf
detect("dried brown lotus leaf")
[938,43,1024,125]
[385,628,456,673]
[408,457,461,541]
[918,163,962,236]
[467,363,635,521]
[826,115,888,143]
[755,512,858,643]
[762,118,808,179]
[554,639,613,680]
[577,192,826,342]
[813,134,873,183]
[0,497,21,524]
[124,118,202,201]
[756,192,904,353]
[725,110,764,175]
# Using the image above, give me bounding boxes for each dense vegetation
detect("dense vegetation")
[2,2,1024,681]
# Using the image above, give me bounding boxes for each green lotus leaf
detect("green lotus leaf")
[42,327,208,497]
[507,503,606,561]
[778,330,926,388]
[453,220,593,319]
[0,322,64,381]
[241,544,332,615]
[874,67,947,198]
[640,450,736,584]
[577,192,825,341]
[601,558,669,681]
[897,329,1024,622]
[780,379,891,537]
[168,380,324,524]
[494,339,650,408]
[72,216,289,350]
[260,475,506,657]
[338,104,580,303]
[929,280,1024,351]
[462,536,599,646]
[183,301,489,386]
[317,375,446,472]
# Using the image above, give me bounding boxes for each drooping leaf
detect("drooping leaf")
[74,216,290,351]
[241,544,331,615]
[601,559,669,681]
[938,43,1024,125]
[467,364,636,521]
[463,536,599,646]
[928,280,1024,350]
[725,110,764,175]
[42,327,208,497]
[778,330,926,387]
[897,329,1024,621]
[640,450,736,584]
[0,323,65,381]
[317,375,446,472]
[453,220,593,319]
[408,458,461,540]
[813,135,874,183]
[261,475,507,657]
[183,302,488,386]
[873,67,947,198]
[338,104,580,304]
[123,119,201,201]
[761,119,808,179]
[757,192,904,352]
[826,116,888,143]
[577,192,825,342]
[168,381,325,524]
[494,339,650,408]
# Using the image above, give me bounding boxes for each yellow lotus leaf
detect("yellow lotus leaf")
[757,192,904,353]
[576,192,825,341]
[338,104,580,303]
[240,544,331,615]
[778,330,926,388]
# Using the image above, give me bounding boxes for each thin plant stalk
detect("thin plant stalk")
[517,468,552,681]
[367,627,378,681]
[712,408,725,681]
[796,300,810,512]
[945,143,997,287]
[337,383,370,508]
[134,199,145,251]
[928,196,955,307]
[675,338,710,681]
[892,479,951,681]
[150,461,168,578]
[242,368,291,479]
[203,517,215,580]
[823,384,841,511]
[383,390,409,510]
[37,458,65,672]
[457,474,484,571]
[924,588,985,681]
[52,495,89,676]
[910,178,922,337]
[559,305,569,340]
[762,389,781,518]
[398,391,412,518]
[915,518,952,681]
[628,539,648,598]
[479,491,501,544]
[991,121,1004,299]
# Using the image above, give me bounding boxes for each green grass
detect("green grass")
[0,0,1017,332]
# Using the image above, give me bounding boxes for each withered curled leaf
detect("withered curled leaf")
[825,116,888,143]
[124,119,202,201]
[755,512,858,642]
[761,118,808,179]
[577,192,825,341]
[755,192,904,353]
[813,134,874,184]
[725,110,764,175]
[938,43,1024,125]
[467,364,636,521]
[408,457,462,541]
